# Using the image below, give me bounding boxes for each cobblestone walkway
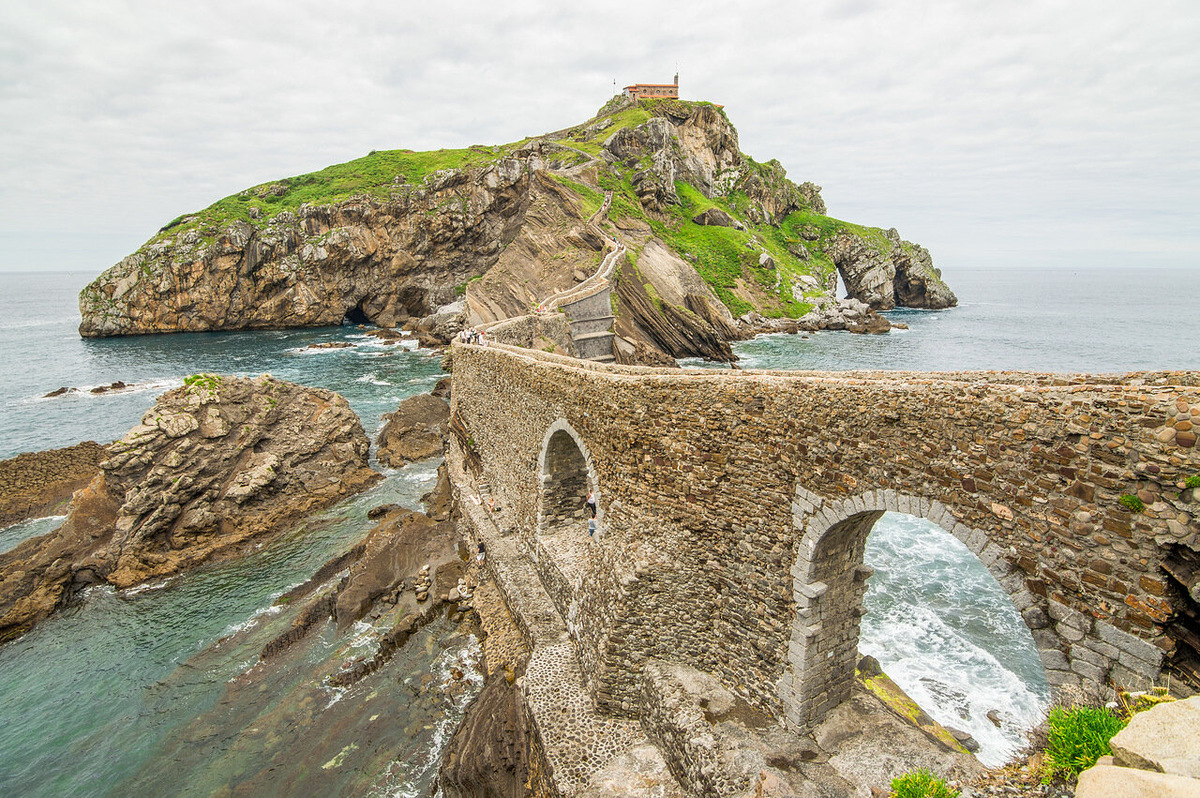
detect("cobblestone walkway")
[447,440,668,795]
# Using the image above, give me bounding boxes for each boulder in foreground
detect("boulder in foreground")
[0,375,381,643]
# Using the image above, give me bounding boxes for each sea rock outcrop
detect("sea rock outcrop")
[0,441,107,527]
[79,96,956,365]
[0,375,380,642]
[79,159,533,337]
[827,228,957,311]
[375,393,450,469]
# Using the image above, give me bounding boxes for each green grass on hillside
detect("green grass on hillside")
[131,95,893,330]
[549,174,605,218]
[153,143,526,245]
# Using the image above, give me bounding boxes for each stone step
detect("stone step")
[588,355,616,363]
[573,330,614,342]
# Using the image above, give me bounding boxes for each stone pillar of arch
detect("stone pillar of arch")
[779,487,1064,734]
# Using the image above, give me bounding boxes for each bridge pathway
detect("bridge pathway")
[446,437,681,796]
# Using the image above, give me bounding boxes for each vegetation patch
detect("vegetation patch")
[146,143,525,246]
[646,181,827,319]
[183,373,222,400]
[889,769,959,798]
[1118,494,1145,513]
[549,174,605,218]
[183,374,221,392]
[1185,474,1200,489]
[1041,705,1126,782]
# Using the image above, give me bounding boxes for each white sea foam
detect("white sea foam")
[0,513,66,537]
[122,577,176,597]
[215,602,283,640]
[369,635,483,798]
[322,681,349,710]
[861,513,1050,766]
[29,377,182,403]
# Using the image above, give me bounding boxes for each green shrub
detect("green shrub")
[890,769,958,798]
[1118,493,1144,512]
[1042,706,1127,781]
[1185,474,1200,489]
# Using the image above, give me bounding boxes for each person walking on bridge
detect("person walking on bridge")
[585,490,597,518]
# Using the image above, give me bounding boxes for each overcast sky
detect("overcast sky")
[2,0,1197,276]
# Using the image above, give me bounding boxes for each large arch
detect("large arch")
[779,486,1064,733]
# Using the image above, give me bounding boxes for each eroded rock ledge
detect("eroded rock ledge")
[0,441,107,527]
[0,375,380,642]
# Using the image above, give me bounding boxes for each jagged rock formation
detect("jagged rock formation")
[79,160,532,337]
[79,96,956,364]
[0,375,380,642]
[375,392,450,469]
[827,227,957,311]
[438,673,531,798]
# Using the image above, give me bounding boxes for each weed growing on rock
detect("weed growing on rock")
[890,769,959,798]
[1041,706,1126,782]
[1118,493,1145,512]
[183,374,222,395]
[1185,474,1200,489]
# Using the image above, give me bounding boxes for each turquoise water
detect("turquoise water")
[725,267,1200,374]
[0,270,455,796]
[0,266,1196,787]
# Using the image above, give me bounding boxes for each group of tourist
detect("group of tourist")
[458,327,488,346]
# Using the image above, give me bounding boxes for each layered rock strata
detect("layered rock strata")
[0,375,379,642]
[79,160,534,337]
[0,441,107,527]
[827,228,957,311]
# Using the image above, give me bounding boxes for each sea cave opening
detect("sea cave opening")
[342,301,371,326]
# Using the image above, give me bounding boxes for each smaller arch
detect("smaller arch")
[780,489,1062,734]
[537,419,602,544]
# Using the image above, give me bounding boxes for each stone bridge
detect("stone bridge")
[448,342,1200,739]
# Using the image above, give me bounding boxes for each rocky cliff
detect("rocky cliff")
[79,97,956,363]
[0,375,379,642]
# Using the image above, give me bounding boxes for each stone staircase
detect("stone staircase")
[536,191,622,364]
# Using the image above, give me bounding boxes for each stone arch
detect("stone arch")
[537,419,601,542]
[779,488,1061,733]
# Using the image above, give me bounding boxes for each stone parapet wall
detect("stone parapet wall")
[446,439,675,795]
[451,341,1200,726]
[638,661,756,797]
[484,313,578,357]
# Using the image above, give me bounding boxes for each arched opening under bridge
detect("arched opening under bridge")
[783,491,1057,765]
[859,512,1051,764]
[536,420,600,583]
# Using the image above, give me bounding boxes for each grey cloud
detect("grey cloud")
[0,0,1196,275]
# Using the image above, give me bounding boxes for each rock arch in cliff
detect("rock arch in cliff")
[779,487,1061,733]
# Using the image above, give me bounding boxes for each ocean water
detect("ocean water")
[0,271,443,460]
[0,266,1196,788]
[727,267,1200,374]
[0,271,457,796]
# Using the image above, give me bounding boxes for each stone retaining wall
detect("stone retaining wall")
[451,342,1200,729]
